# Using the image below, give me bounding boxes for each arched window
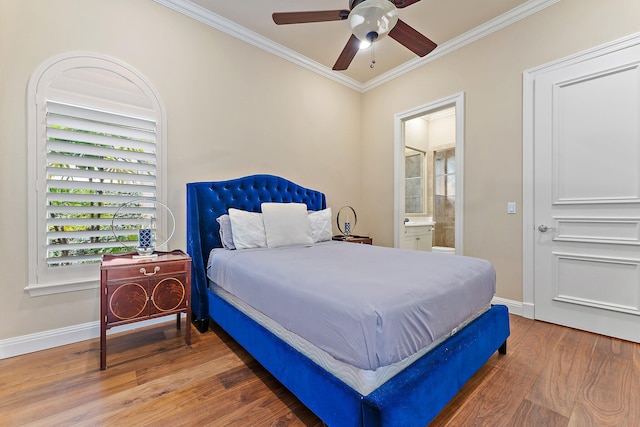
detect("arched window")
[26,53,166,296]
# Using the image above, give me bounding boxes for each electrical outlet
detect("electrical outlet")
[507,202,516,214]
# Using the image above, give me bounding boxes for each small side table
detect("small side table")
[99,250,191,370]
[332,235,373,245]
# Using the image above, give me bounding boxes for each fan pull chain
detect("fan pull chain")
[370,41,376,69]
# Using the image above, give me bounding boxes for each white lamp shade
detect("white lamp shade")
[349,0,399,42]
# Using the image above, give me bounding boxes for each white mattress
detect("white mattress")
[211,283,490,396]
[207,242,496,370]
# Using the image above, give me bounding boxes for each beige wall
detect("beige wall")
[2,0,640,343]
[404,118,429,152]
[360,0,640,301]
[0,0,362,340]
[428,115,455,151]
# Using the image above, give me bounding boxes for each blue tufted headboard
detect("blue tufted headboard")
[186,174,327,323]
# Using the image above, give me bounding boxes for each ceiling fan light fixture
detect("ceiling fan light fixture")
[349,0,399,43]
[272,0,433,71]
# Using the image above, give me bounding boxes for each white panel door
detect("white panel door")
[533,41,640,342]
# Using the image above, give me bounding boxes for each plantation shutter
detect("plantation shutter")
[45,100,157,266]
[28,53,165,295]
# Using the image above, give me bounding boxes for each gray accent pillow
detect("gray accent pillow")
[216,214,236,250]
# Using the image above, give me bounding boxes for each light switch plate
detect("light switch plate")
[507,202,516,214]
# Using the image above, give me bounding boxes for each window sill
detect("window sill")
[25,279,99,297]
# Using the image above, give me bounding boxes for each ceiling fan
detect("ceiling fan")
[272,0,437,71]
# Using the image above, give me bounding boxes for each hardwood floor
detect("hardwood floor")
[1,314,638,426]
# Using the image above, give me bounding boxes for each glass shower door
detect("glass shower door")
[434,148,455,248]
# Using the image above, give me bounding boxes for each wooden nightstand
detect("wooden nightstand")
[99,250,191,370]
[332,235,373,245]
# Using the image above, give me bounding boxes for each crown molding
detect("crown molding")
[421,106,455,121]
[363,0,560,91]
[153,0,363,91]
[155,0,559,93]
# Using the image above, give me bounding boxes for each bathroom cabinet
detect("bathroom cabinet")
[401,225,433,251]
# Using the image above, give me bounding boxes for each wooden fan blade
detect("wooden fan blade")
[333,34,361,71]
[272,10,349,25]
[392,0,422,8]
[388,19,437,57]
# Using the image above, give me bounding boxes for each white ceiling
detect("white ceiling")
[155,0,556,90]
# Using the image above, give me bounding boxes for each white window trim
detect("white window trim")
[26,52,167,296]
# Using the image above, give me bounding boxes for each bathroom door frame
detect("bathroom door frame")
[393,92,465,252]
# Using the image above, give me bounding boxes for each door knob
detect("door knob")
[537,224,556,232]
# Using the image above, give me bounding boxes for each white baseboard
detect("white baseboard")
[2,298,527,360]
[521,302,535,319]
[492,296,527,317]
[0,315,185,360]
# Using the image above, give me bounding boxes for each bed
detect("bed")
[186,174,510,427]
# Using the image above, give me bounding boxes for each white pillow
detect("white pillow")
[228,208,267,249]
[261,202,314,248]
[308,208,333,243]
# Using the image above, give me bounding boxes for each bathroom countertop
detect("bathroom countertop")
[405,221,435,227]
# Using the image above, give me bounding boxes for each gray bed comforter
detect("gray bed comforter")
[207,241,495,370]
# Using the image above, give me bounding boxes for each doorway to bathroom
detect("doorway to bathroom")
[394,93,464,254]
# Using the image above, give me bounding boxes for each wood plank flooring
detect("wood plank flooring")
[1,314,639,426]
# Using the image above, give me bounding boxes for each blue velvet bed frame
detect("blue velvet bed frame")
[186,174,510,427]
